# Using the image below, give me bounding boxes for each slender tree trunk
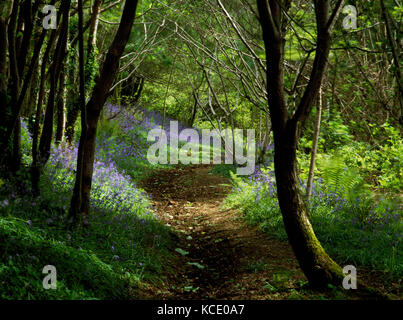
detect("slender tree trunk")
[87,0,103,54]
[85,0,102,87]
[257,0,346,288]
[11,119,21,172]
[69,0,87,225]
[132,76,144,105]
[65,99,80,144]
[26,52,40,118]
[187,76,203,127]
[65,0,102,146]
[274,127,344,287]
[189,93,198,127]
[69,0,140,223]
[31,27,57,195]
[0,3,11,144]
[380,0,403,124]
[306,87,323,203]
[6,0,20,172]
[38,64,57,164]
[8,0,40,172]
[55,68,66,144]
[64,15,79,145]
[65,46,79,145]
[17,0,34,77]
[68,0,87,225]
[258,113,271,164]
[38,0,70,165]
[2,0,53,172]
[162,55,176,130]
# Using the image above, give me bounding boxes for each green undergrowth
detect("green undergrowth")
[222,159,402,282]
[0,113,176,300]
[0,166,173,300]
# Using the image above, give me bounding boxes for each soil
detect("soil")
[139,165,401,300]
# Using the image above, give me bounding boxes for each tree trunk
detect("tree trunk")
[6,0,20,172]
[274,127,343,287]
[16,0,35,77]
[162,56,176,130]
[65,16,79,145]
[38,64,57,164]
[65,0,103,146]
[2,0,54,172]
[38,0,70,165]
[132,76,144,105]
[65,55,79,145]
[380,0,403,125]
[85,0,102,88]
[68,0,87,225]
[189,93,198,127]
[0,3,11,146]
[257,0,345,288]
[65,98,80,144]
[55,68,66,144]
[11,118,21,172]
[31,26,57,195]
[69,0,140,223]
[306,87,323,203]
[4,0,40,173]
[87,0,103,53]
[258,113,271,164]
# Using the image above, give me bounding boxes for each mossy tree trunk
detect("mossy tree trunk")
[274,123,344,287]
[257,0,346,287]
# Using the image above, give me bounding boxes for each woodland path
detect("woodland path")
[140,165,397,300]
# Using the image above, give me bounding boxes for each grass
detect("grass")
[0,216,126,299]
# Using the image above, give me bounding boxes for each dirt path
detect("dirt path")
[140,165,398,300]
[140,165,308,299]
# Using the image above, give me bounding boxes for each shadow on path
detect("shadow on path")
[141,165,305,299]
[140,165,397,300]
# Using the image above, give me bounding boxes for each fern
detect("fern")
[318,155,364,199]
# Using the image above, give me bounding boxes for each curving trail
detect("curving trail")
[140,165,397,300]
[140,165,306,299]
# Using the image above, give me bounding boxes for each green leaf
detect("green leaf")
[175,248,189,256]
[186,262,205,269]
